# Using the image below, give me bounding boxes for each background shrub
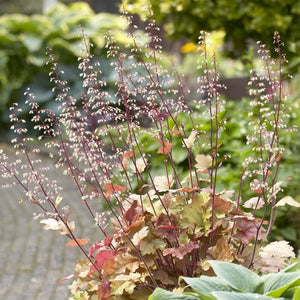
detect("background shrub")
[123,0,300,73]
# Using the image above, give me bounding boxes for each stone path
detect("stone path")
[0,145,101,299]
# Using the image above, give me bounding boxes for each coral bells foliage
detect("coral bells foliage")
[0,8,298,299]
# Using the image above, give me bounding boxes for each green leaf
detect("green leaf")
[181,192,211,232]
[292,286,300,300]
[27,54,47,67]
[281,227,297,241]
[21,33,43,52]
[210,291,284,300]
[149,288,197,300]
[49,38,82,57]
[0,28,17,44]
[208,261,263,293]
[282,261,300,273]
[187,292,215,300]
[172,147,188,163]
[0,14,49,34]
[259,272,300,297]
[282,285,300,299]
[180,276,232,294]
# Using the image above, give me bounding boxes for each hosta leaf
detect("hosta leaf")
[180,275,232,294]
[149,288,197,300]
[259,272,300,297]
[208,261,262,293]
[0,28,17,44]
[292,287,300,300]
[282,285,300,299]
[210,291,281,300]
[185,291,215,300]
[281,261,300,273]
[21,33,43,52]
[49,38,83,57]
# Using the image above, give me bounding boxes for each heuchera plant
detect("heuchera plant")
[0,10,298,300]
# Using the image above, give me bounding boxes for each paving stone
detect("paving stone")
[0,145,100,299]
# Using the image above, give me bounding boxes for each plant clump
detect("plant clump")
[0,9,298,300]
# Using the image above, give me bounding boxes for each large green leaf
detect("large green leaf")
[259,272,300,297]
[210,291,284,300]
[0,14,49,34]
[21,33,43,52]
[180,275,232,294]
[0,28,17,44]
[282,285,300,299]
[148,287,197,300]
[46,2,94,19]
[281,261,300,273]
[49,38,82,57]
[172,147,188,164]
[208,261,263,293]
[292,287,300,300]
[94,13,126,29]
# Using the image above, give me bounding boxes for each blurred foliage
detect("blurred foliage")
[0,1,128,138]
[130,97,300,198]
[122,0,300,73]
[102,95,300,250]
[176,42,300,251]
[0,0,43,14]
[0,0,80,14]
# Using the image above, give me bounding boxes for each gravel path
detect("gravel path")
[0,145,101,299]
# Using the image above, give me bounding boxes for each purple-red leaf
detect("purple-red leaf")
[235,217,267,244]
[163,241,199,259]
